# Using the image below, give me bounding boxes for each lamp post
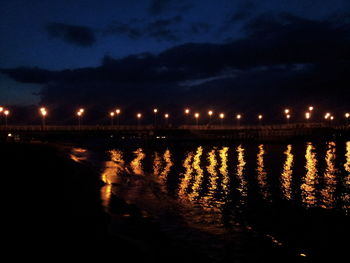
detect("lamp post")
[184,108,190,125]
[305,112,310,124]
[284,109,290,124]
[194,113,199,127]
[110,112,115,126]
[0,106,3,125]
[164,113,169,126]
[115,109,120,126]
[219,113,224,127]
[236,114,241,126]
[40,107,47,130]
[137,113,142,126]
[324,113,330,126]
[208,110,213,124]
[4,110,9,128]
[286,114,291,124]
[153,108,158,126]
[77,108,84,129]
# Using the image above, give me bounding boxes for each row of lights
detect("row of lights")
[1,105,349,124]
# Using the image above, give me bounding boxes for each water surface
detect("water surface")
[71,140,350,261]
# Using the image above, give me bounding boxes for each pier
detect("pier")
[1,123,349,142]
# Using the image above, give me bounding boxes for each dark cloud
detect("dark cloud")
[229,1,256,22]
[149,0,172,15]
[46,22,96,47]
[104,22,143,39]
[3,12,350,123]
[148,0,193,15]
[105,16,183,42]
[219,1,256,35]
[190,22,211,35]
[146,15,182,41]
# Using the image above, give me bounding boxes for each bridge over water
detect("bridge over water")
[1,123,349,142]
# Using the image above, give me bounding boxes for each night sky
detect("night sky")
[0,0,349,124]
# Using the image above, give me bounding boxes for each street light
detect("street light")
[115,109,121,126]
[77,109,84,129]
[284,109,290,115]
[194,113,199,126]
[110,112,115,126]
[184,108,190,125]
[258,114,263,125]
[153,108,158,126]
[40,107,47,129]
[4,110,9,128]
[219,113,224,126]
[305,112,310,121]
[164,113,169,126]
[137,113,142,126]
[286,114,291,124]
[0,106,3,126]
[346,113,349,125]
[208,110,213,124]
[236,114,241,126]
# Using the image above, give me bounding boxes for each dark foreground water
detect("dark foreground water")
[70,140,350,262]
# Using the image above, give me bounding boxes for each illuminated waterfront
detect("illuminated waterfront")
[71,140,350,261]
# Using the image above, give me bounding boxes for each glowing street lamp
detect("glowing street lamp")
[4,109,9,128]
[258,114,263,125]
[284,109,290,115]
[219,113,224,126]
[110,112,115,126]
[309,106,314,111]
[115,109,121,126]
[184,108,190,125]
[0,106,3,126]
[164,113,169,126]
[305,112,310,121]
[194,113,199,126]
[153,108,158,126]
[137,113,142,126]
[236,114,241,126]
[77,109,84,129]
[39,107,47,129]
[208,110,213,123]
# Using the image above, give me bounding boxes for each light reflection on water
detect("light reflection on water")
[281,145,293,200]
[256,144,270,200]
[129,148,145,175]
[343,142,350,214]
[236,145,247,201]
[70,147,88,163]
[92,141,350,217]
[189,146,204,202]
[301,142,318,208]
[321,142,337,209]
